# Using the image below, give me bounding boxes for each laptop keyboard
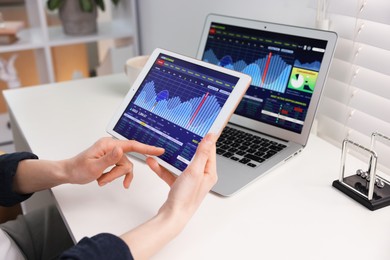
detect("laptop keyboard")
[216,126,287,168]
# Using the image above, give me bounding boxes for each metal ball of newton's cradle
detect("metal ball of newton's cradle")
[356,169,368,179]
[376,178,385,188]
[356,169,385,188]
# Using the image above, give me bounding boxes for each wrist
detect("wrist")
[157,203,190,234]
[120,203,191,259]
[13,159,68,194]
[55,159,72,184]
[157,202,192,230]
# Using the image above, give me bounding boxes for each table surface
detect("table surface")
[4,73,390,260]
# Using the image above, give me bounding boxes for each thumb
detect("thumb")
[187,134,216,175]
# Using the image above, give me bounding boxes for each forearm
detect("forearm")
[13,159,68,194]
[120,207,188,260]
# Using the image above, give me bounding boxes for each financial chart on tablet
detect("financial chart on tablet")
[112,53,240,171]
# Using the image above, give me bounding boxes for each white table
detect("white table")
[4,74,390,260]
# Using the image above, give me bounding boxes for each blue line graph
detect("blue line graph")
[203,49,292,93]
[134,81,222,136]
[294,60,321,71]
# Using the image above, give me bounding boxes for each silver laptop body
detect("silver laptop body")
[196,14,337,196]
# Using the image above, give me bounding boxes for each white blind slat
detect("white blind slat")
[311,0,390,25]
[354,43,390,76]
[318,97,350,124]
[327,15,358,40]
[327,58,352,82]
[354,20,390,52]
[351,67,390,99]
[349,88,390,122]
[330,33,390,74]
[322,78,351,104]
[347,110,390,138]
[317,115,348,144]
[333,38,355,63]
[357,0,390,25]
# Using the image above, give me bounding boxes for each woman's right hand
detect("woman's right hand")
[146,133,218,221]
[120,133,218,260]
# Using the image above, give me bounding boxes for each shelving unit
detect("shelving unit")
[0,0,139,84]
[0,0,139,148]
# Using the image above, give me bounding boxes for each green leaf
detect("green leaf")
[47,0,63,10]
[80,0,93,12]
[111,0,120,6]
[96,0,106,11]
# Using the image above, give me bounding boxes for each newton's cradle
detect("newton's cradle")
[332,132,390,211]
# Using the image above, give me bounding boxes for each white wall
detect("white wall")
[137,0,315,56]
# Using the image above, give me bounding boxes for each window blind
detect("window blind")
[313,0,390,175]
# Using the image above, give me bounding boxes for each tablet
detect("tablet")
[106,48,251,175]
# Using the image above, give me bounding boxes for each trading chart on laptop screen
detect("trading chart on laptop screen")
[201,22,328,134]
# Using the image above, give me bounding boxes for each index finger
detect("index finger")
[116,140,165,156]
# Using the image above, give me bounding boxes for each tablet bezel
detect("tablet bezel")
[106,48,251,175]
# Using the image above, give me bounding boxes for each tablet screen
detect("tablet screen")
[113,53,240,171]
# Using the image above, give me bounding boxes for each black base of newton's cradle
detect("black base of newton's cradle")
[332,175,390,211]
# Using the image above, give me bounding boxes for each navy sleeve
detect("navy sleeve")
[0,152,38,207]
[59,233,133,260]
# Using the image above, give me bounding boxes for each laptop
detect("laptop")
[196,14,337,196]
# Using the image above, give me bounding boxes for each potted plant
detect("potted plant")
[46,0,120,35]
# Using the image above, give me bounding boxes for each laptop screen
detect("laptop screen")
[200,22,328,134]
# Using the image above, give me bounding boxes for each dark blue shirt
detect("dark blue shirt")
[0,152,134,260]
[0,152,36,206]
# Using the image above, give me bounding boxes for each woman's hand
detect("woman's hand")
[120,133,218,260]
[147,133,218,219]
[13,137,164,194]
[65,137,165,188]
